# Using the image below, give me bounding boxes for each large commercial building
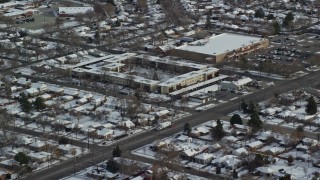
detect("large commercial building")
[58,7,94,18]
[51,52,222,94]
[158,67,220,94]
[172,33,269,63]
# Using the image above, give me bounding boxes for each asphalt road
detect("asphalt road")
[17,70,320,180]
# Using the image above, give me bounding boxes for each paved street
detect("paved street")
[16,70,320,180]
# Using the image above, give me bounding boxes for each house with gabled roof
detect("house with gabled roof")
[194,153,215,164]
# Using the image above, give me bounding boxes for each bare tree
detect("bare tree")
[73,124,80,139]
[119,158,140,175]
[160,0,194,27]
[70,148,77,174]
[155,144,180,169]
[42,23,55,37]
[105,3,115,17]
[74,10,96,27]
[32,0,42,8]
[124,95,141,120]
[52,148,61,162]
[137,0,148,12]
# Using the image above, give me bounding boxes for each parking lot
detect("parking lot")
[10,0,84,30]
[224,33,320,77]
[17,5,58,30]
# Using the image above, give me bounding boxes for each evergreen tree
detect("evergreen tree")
[112,145,121,157]
[216,166,221,174]
[212,119,225,141]
[233,169,238,179]
[94,29,100,44]
[267,14,274,20]
[305,96,317,115]
[205,10,212,29]
[283,12,294,27]
[295,125,305,141]
[4,83,12,101]
[152,72,159,80]
[287,155,294,165]
[58,136,69,145]
[240,57,248,70]
[14,152,30,165]
[241,99,248,113]
[247,111,263,133]
[18,93,32,113]
[230,114,243,125]
[254,8,265,18]
[184,122,191,134]
[106,159,119,173]
[34,97,46,111]
[254,154,264,167]
[248,101,256,114]
[273,21,281,35]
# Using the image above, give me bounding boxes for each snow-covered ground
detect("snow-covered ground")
[132,116,320,179]
[61,157,209,180]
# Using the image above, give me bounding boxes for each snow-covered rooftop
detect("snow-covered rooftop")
[176,33,265,56]
[58,7,94,15]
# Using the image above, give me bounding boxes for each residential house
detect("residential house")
[208,143,222,152]
[302,138,318,146]
[24,87,39,97]
[155,109,170,118]
[16,136,33,147]
[176,135,189,142]
[232,147,248,156]
[76,98,88,105]
[296,144,308,152]
[5,148,28,158]
[29,140,46,152]
[194,153,215,164]
[37,83,48,93]
[118,120,135,129]
[195,126,210,136]
[102,123,115,129]
[0,159,19,171]
[80,127,96,136]
[256,131,272,142]
[58,144,74,155]
[213,155,241,169]
[246,140,264,150]
[90,96,107,106]
[264,147,285,155]
[28,151,51,163]
[222,136,239,144]
[296,153,311,162]
[17,77,31,87]
[96,128,114,139]
[180,148,201,161]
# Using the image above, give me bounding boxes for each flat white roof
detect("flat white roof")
[78,68,159,85]
[58,7,94,15]
[102,62,126,69]
[71,53,136,68]
[176,33,265,56]
[135,54,208,70]
[170,75,227,96]
[188,84,221,96]
[159,67,219,87]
